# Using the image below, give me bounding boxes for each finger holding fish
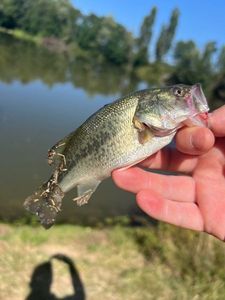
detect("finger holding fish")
[175,126,214,155]
[112,167,195,202]
[136,189,204,231]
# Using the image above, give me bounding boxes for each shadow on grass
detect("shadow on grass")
[26,254,86,300]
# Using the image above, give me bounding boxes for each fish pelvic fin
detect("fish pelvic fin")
[24,179,64,229]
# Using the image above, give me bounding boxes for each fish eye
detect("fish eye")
[173,87,183,97]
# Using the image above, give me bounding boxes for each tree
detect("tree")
[134,7,157,66]
[217,45,225,73]
[97,17,133,65]
[20,0,80,38]
[170,40,216,97]
[202,42,217,74]
[76,15,134,65]
[0,0,25,29]
[76,14,102,50]
[211,46,225,106]
[155,8,179,61]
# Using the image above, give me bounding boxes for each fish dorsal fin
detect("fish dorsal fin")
[73,180,101,206]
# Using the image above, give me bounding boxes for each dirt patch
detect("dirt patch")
[0,224,11,237]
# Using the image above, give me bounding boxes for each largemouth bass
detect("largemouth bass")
[24,84,209,228]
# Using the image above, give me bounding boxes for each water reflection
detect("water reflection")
[0,34,68,85]
[0,33,139,95]
[0,33,143,223]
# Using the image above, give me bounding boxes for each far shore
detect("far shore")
[0,27,41,44]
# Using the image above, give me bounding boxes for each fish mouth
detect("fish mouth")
[183,83,209,127]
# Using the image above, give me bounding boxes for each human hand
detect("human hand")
[113,105,225,240]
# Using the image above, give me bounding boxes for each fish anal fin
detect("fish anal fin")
[73,180,101,206]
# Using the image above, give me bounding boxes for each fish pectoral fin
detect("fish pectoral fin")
[133,116,146,131]
[133,116,153,144]
[73,180,101,206]
[133,115,177,139]
[138,127,153,144]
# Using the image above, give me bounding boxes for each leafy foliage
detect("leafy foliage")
[0,1,225,104]
[217,45,225,72]
[0,0,175,66]
[0,0,80,39]
[0,0,25,29]
[169,41,216,96]
[76,15,133,65]
[211,46,225,107]
[155,8,179,61]
[134,7,157,66]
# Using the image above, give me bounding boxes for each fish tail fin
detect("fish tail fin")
[24,179,64,229]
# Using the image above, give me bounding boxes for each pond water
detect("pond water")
[0,33,146,224]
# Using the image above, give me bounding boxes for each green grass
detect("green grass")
[0,222,225,299]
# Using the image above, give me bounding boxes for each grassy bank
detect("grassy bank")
[0,27,42,44]
[0,222,225,300]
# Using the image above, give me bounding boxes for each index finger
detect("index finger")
[139,125,214,173]
[139,147,199,173]
[209,105,225,137]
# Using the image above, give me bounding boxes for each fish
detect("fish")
[24,83,209,229]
